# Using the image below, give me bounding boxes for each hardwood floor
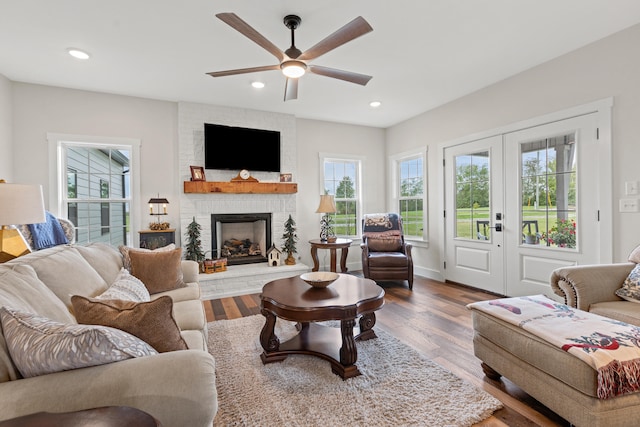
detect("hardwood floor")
[203,275,570,427]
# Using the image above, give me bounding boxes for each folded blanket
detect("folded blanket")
[468,294,640,399]
[363,213,402,239]
[28,211,69,250]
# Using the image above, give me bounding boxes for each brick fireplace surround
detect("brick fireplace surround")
[178,102,309,299]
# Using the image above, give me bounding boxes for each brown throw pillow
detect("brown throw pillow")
[71,295,188,353]
[367,238,403,252]
[129,248,184,294]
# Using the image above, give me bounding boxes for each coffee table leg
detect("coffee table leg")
[339,318,357,366]
[260,309,288,364]
[357,312,378,341]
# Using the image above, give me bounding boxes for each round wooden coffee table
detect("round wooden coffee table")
[259,274,384,379]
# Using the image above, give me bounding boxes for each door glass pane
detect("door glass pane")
[455,151,490,240]
[520,133,577,248]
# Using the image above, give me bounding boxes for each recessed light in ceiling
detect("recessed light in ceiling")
[67,48,90,60]
[251,81,265,89]
[369,101,381,108]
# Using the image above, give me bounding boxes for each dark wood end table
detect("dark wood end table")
[309,238,353,273]
[259,274,384,379]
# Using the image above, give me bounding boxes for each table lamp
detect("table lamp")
[0,181,46,262]
[315,194,337,242]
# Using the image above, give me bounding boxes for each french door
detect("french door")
[444,112,606,296]
[444,135,505,294]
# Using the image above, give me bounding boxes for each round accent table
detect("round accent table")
[259,273,384,379]
[309,238,353,273]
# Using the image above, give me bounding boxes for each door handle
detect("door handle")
[489,224,503,232]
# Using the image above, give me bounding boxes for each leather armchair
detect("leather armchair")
[360,213,413,290]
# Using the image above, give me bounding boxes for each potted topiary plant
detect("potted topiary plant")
[281,214,298,265]
[185,217,205,271]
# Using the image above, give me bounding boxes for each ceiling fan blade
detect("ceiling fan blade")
[216,13,285,61]
[298,16,373,61]
[308,65,372,86]
[284,78,298,101]
[207,64,280,77]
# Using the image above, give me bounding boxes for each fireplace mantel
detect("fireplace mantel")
[184,181,297,194]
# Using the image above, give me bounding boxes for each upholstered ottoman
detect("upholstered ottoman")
[469,300,640,427]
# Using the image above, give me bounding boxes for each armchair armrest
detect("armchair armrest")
[550,263,635,311]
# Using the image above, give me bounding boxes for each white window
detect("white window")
[48,134,140,246]
[320,154,362,237]
[393,151,426,240]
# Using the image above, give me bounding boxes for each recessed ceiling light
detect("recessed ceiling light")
[67,48,90,60]
[251,81,265,89]
[369,101,381,108]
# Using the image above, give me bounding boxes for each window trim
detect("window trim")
[319,152,363,238]
[390,149,428,242]
[47,133,141,244]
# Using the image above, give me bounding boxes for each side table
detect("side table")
[309,238,352,273]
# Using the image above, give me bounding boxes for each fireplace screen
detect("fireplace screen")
[211,213,272,265]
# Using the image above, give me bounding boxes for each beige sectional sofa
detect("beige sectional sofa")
[470,247,640,427]
[0,243,217,427]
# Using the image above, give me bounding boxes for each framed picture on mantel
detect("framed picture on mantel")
[280,173,292,182]
[190,166,206,181]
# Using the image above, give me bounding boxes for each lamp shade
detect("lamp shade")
[315,195,337,214]
[0,183,46,225]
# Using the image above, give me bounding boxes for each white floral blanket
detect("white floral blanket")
[468,294,640,399]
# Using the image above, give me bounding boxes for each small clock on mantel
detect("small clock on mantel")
[231,169,258,182]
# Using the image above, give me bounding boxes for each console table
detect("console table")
[309,238,352,273]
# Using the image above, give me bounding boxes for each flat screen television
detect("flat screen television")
[204,123,281,172]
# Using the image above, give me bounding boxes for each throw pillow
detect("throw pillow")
[118,243,176,271]
[615,263,640,303]
[129,248,185,294]
[96,267,151,302]
[0,306,157,379]
[367,238,403,252]
[71,295,188,352]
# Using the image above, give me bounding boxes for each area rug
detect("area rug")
[207,315,502,426]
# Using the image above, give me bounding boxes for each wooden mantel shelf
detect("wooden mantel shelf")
[184,181,297,194]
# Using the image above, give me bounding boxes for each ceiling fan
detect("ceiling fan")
[207,13,373,101]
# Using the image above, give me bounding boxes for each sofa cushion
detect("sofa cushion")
[0,306,157,379]
[96,268,151,302]
[7,245,108,308]
[119,244,176,271]
[71,295,188,353]
[75,242,124,286]
[590,301,640,327]
[129,248,185,294]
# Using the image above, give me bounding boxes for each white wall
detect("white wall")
[11,83,178,235]
[0,74,12,180]
[296,118,386,270]
[387,23,640,271]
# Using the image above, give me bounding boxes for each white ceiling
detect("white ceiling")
[2,1,640,128]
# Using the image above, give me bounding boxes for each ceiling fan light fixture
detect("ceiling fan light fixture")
[281,60,307,78]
